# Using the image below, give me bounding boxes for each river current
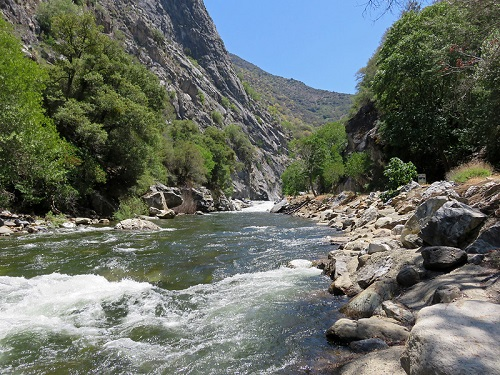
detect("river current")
[0,202,346,374]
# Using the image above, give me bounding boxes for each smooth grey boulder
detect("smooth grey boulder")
[400,300,500,375]
[332,346,407,375]
[466,223,500,254]
[420,200,487,247]
[326,316,409,344]
[421,246,467,272]
[401,196,449,239]
[142,184,183,211]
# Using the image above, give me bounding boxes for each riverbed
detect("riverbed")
[0,203,346,374]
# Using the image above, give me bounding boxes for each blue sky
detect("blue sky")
[203,0,402,94]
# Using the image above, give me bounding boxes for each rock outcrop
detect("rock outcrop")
[274,177,500,374]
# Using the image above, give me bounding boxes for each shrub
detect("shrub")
[445,161,494,183]
[114,196,148,221]
[383,157,418,190]
[211,110,223,126]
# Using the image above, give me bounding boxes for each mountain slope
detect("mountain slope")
[231,54,353,130]
[1,0,289,201]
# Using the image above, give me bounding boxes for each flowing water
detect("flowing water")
[0,203,346,374]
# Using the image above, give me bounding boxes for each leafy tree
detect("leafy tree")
[202,127,236,195]
[286,121,347,195]
[224,124,255,168]
[41,2,170,209]
[0,16,74,210]
[281,160,307,196]
[345,152,372,187]
[370,0,500,177]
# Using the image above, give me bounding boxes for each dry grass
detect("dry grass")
[446,161,494,183]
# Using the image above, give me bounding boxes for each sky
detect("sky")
[203,0,402,95]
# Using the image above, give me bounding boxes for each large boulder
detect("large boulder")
[421,246,467,272]
[331,346,407,375]
[174,187,216,214]
[326,316,409,344]
[340,279,399,318]
[466,223,500,254]
[115,218,161,231]
[142,184,183,211]
[420,200,487,248]
[401,196,449,239]
[400,300,500,375]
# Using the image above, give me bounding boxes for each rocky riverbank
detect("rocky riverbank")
[272,178,500,375]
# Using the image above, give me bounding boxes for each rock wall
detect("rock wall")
[0,0,287,200]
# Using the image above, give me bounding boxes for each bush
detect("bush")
[114,196,148,221]
[446,161,494,183]
[211,110,223,125]
[384,157,418,190]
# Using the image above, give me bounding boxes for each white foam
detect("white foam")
[241,201,275,212]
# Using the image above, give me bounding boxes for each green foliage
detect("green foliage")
[224,124,255,167]
[114,196,148,221]
[211,110,223,125]
[198,90,205,105]
[242,81,261,101]
[281,160,307,196]
[345,152,372,185]
[287,122,347,195]
[370,1,500,177]
[445,161,494,183]
[164,121,236,194]
[44,210,68,228]
[383,157,418,190]
[220,96,230,109]
[41,3,170,207]
[0,16,74,210]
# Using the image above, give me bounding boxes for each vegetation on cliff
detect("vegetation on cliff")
[0,0,253,215]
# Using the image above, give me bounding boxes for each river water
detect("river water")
[0,203,346,374]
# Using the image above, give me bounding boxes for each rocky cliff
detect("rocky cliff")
[0,0,288,200]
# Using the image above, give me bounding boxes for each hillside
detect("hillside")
[231,53,352,132]
[0,0,290,208]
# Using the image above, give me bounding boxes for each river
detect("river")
[0,202,347,374]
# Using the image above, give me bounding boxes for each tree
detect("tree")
[286,121,347,195]
[0,16,74,210]
[41,2,171,209]
[372,2,481,178]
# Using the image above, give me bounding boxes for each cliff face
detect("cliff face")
[1,0,288,200]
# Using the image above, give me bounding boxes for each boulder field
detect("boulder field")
[272,178,500,375]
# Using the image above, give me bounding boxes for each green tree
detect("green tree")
[41,3,170,209]
[0,16,74,210]
[372,1,500,177]
[287,121,347,195]
[345,152,372,187]
[281,160,307,196]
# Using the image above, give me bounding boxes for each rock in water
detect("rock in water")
[115,218,161,231]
